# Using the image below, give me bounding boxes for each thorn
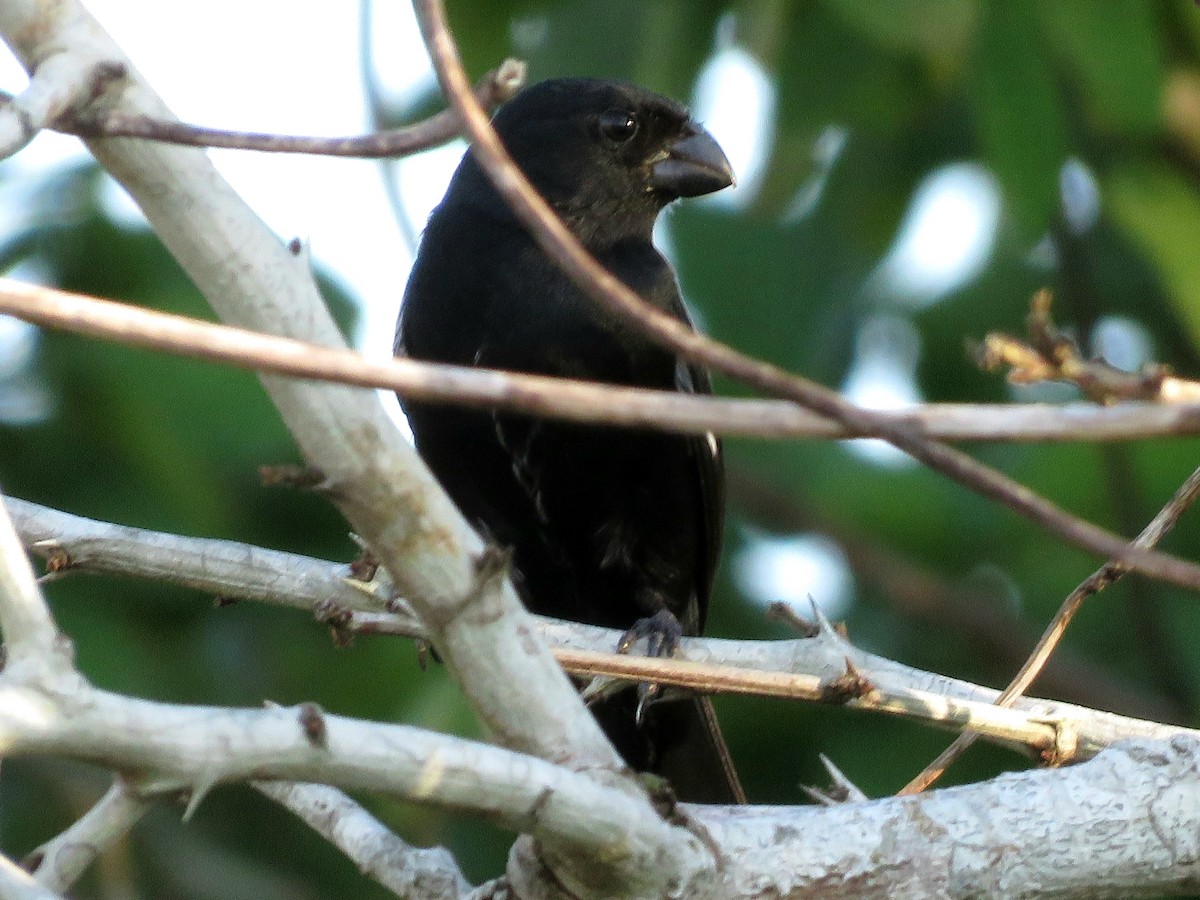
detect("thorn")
[313,599,354,647]
[493,59,527,100]
[181,773,219,822]
[580,674,621,704]
[818,753,869,803]
[800,755,869,805]
[807,596,844,641]
[799,783,840,806]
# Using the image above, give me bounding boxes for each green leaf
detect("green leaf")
[502,0,723,98]
[756,4,924,217]
[1038,0,1163,135]
[972,0,1068,238]
[1107,163,1200,347]
[822,0,978,58]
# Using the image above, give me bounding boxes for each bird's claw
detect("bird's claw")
[634,680,663,726]
[617,608,683,657]
[618,609,683,725]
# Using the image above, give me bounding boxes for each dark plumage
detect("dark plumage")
[396,78,741,803]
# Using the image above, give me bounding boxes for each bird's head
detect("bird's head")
[461,78,734,244]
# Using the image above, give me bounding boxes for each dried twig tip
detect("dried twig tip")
[493,58,527,100]
[765,601,819,637]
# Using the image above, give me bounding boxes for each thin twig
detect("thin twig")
[255,781,471,899]
[33,61,525,158]
[560,647,1062,758]
[900,465,1200,794]
[0,684,705,894]
[25,780,151,893]
[411,0,1200,594]
[7,278,1200,448]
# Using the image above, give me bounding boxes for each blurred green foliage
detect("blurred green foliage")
[5,1,1200,895]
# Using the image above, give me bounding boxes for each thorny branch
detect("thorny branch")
[11,496,1198,766]
[0,4,696,896]
[2,0,1200,895]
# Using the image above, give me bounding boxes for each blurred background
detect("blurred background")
[4,0,1200,896]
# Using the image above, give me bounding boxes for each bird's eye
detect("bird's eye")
[598,109,638,144]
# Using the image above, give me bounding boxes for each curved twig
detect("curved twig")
[36,60,525,158]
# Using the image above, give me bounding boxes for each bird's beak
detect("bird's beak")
[650,123,735,198]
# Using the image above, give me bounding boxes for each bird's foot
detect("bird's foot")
[617,609,683,726]
[617,608,683,657]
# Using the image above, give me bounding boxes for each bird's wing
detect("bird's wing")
[672,305,725,633]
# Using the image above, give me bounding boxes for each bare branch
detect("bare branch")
[8,280,1200,452]
[697,738,1200,898]
[35,60,525,158]
[26,724,471,898]
[901,464,1200,794]
[0,7,705,893]
[8,496,421,631]
[0,683,711,897]
[255,781,471,899]
[411,0,1200,596]
[0,36,123,159]
[559,646,1064,758]
[0,857,65,900]
[26,780,151,893]
[0,493,67,679]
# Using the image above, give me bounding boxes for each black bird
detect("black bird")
[396,78,742,803]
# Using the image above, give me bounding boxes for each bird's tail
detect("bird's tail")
[591,693,745,804]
